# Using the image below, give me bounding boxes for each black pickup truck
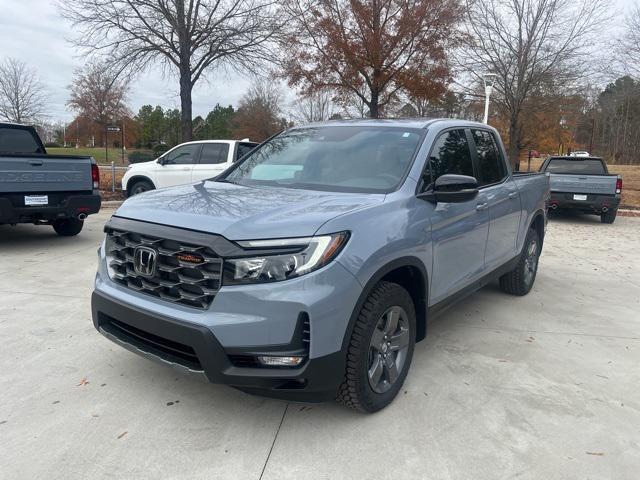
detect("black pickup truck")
[0,123,101,235]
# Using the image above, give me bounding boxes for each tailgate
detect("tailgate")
[0,155,93,193]
[549,174,617,195]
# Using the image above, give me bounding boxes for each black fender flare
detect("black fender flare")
[339,256,429,358]
[126,175,156,195]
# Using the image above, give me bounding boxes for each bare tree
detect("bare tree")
[67,62,131,147]
[291,90,335,125]
[0,58,48,124]
[59,0,282,142]
[622,2,640,76]
[462,0,611,168]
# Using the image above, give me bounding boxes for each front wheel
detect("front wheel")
[337,281,416,413]
[129,179,154,196]
[499,228,540,296]
[52,218,84,236]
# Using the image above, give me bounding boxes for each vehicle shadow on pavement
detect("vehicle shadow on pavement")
[0,223,100,248]
[547,210,602,224]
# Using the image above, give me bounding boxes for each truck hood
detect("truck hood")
[114,180,384,239]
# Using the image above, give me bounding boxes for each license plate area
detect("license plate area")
[24,195,48,206]
[573,194,587,201]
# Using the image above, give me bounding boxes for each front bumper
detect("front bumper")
[0,192,101,224]
[92,290,344,401]
[549,192,620,214]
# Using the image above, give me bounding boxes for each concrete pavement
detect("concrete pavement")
[1,211,639,479]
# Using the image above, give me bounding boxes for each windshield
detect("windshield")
[544,158,606,174]
[223,126,423,193]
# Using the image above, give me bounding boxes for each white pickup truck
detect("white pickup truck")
[122,139,258,196]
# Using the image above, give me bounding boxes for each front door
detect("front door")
[427,129,489,305]
[155,143,201,188]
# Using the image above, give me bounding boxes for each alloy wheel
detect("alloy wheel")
[367,306,410,394]
[524,239,538,286]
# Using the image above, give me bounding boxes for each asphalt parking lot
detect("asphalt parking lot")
[1,210,639,480]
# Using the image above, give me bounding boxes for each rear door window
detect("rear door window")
[545,159,606,174]
[471,129,506,185]
[200,143,230,164]
[428,129,474,183]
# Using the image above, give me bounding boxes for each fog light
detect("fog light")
[257,356,304,367]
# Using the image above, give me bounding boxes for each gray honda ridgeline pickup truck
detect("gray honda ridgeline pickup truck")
[92,119,549,412]
[0,122,101,235]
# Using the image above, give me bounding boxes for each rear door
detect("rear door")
[192,142,231,182]
[154,143,201,188]
[469,129,521,270]
[428,129,489,304]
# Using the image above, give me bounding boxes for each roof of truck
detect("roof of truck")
[296,117,491,130]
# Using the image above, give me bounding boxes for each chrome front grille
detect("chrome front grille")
[105,228,223,309]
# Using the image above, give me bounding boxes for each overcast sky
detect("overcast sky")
[0,0,257,122]
[0,0,636,123]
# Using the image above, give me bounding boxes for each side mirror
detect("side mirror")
[157,156,166,166]
[418,174,479,203]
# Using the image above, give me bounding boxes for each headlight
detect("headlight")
[224,232,350,285]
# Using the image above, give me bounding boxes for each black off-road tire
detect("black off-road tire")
[129,179,154,196]
[337,281,416,413]
[52,218,84,236]
[499,228,540,296]
[601,208,617,224]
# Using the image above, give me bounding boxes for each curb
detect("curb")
[101,200,123,209]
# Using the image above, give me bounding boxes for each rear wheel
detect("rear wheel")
[601,208,617,224]
[337,281,416,413]
[499,228,540,296]
[129,179,154,196]
[52,218,84,236]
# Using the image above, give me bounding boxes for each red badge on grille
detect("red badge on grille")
[176,253,204,264]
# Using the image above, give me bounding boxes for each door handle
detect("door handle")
[508,192,518,199]
[476,202,488,211]
[29,160,44,166]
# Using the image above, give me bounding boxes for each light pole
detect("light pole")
[482,73,497,124]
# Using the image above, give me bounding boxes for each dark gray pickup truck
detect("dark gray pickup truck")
[540,156,622,224]
[0,123,101,235]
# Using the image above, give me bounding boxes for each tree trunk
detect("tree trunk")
[369,91,379,118]
[179,69,193,142]
[508,117,521,171]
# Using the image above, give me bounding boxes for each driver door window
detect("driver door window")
[163,144,200,165]
[428,129,474,184]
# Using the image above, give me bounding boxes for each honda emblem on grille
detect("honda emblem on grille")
[133,246,158,277]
